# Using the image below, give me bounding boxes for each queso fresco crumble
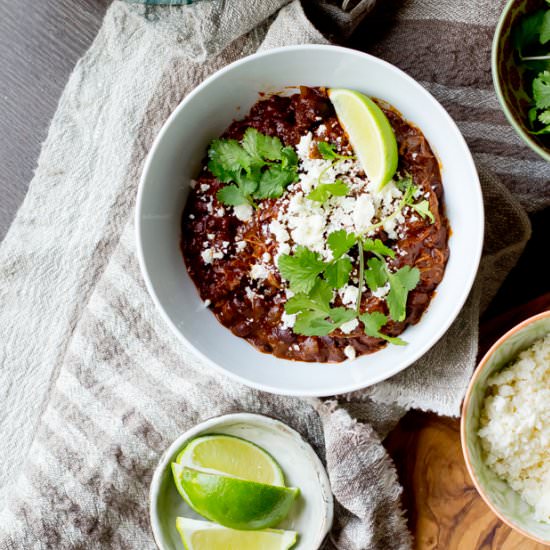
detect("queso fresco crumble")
[181,87,449,363]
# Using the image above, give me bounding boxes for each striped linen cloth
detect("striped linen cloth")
[0,0,539,548]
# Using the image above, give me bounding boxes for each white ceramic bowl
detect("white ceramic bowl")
[149,413,333,550]
[136,45,484,396]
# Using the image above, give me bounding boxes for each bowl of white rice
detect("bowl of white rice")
[461,310,550,545]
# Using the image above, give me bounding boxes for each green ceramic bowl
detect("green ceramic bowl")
[461,311,550,545]
[492,0,550,161]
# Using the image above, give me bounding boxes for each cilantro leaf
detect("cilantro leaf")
[329,307,357,326]
[324,257,353,289]
[395,174,414,193]
[207,129,299,207]
[386,265,420,322]
[286,281,356,336]
[411,200,435,223]
[540,10,550,44]
[327,230,357,259]
[533,71,550,109]
[255,166,295,199]
[317,141,339,160]
[513,10,545,55]
[216,185,247,206]
[208,139,252,174]
[281,146,299,169]
[277,246,327,294]
[317,141,354,161]
[207,159,238,184]
[285,279,332,315]
[364,257,388,291]
[293,311,335,336]
[362,238,396,258]
[234,173,258,196]
[242,128,283,162]
[307,181,350,203]
[539,109,550,124]
[359,312,407,346]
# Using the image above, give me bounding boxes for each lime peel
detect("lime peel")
[176,517,298,550]
[174,467,299,531]
[176,434,285,486]
[328,88,398,190]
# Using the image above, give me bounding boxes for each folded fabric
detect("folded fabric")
[0,0,536,548]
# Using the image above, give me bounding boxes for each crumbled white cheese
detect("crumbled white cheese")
[262,252,272,262]
[233,204,253,221]
[236,241,247,252]
[269,134,407,263]
[215,207,225,217]
[200,183,210,192]
[207,233,214,240]
[353,195,375,233]
[203,299,211,307]
[269,220,290,242]
[201,249,214,264]
[245,286,256,301]
[296,132,313,159]
[344,345,356,360]
[291,213,326,250]
[189,214,195,220]
[212,251,224,260]
[372,283,390,299]
[478,335,550,523]
[250,264,269,281]
[340,285,359,307]
[340,318,359,334]
[281,312,296,330]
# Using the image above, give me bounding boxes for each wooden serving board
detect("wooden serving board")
[386,293,550,549]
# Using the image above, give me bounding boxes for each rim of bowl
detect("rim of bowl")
[460,309,550,545]
[148,412,334,550]
[135,44,484,397]
[491,0,550,162]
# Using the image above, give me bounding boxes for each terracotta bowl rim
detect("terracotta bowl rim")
[460,309,550,545]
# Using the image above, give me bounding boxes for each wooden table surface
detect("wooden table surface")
[0,2,548,549]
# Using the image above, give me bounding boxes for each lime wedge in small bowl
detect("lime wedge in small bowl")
[328,88,398,189]
[172,465,299,530]
[176,517,298,550]
[175,434,285,486]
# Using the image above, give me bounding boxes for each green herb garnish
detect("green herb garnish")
[512,4,550,134]
[359,312,406,346]
[208,128,299,207]
[307,181,349,202]
[279,227,420,342]
[306,143,355,204]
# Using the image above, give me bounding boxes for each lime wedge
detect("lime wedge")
[172,466,299,530]
[328,88,398,189]
[176,517,298,550]
[176,434,285,486]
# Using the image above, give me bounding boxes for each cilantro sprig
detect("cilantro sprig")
[306,143,354,203]
[512,4,550,134]
[208,128,299,207]
[278,228,420,344]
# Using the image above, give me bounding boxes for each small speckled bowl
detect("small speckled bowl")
[493,0,550,161]
[461,310,550,545]
[149,413,333,550]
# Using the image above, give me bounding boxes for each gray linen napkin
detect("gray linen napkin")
[0,0,537,548]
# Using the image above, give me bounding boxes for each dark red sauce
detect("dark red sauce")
[181,87,449,362]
